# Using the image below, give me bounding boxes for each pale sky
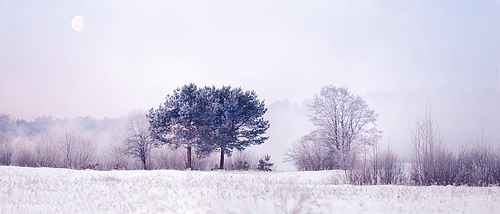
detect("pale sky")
[1,0,499,120]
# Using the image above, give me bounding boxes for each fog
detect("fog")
[1,1,499,170]
[253,87,500,170]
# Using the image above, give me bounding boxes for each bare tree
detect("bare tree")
[59,129,76,168]
[410,106,436,185]
[58,129,95,169]
[124,111,155,170]
[349,130,381,185]
[409,106,457,185]
[308,86,378,170]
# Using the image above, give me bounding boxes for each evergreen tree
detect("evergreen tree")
[257,154,274,172]
[201,86,270,170]
[148,83,210,169]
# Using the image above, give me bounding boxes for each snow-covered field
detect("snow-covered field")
[1,166,499,213]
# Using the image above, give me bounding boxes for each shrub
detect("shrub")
[225,151,258,171]
[285,134,332,171]
[377,150,405,185]
[257,154,274,172]
[150,145,186,170]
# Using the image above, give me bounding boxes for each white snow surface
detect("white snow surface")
[1,166,499,213]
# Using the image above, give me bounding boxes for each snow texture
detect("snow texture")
[1,166,499,213]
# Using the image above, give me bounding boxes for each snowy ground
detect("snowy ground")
[1,166,499,213]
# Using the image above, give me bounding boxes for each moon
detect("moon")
[71,16,85,32]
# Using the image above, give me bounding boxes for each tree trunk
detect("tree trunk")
[219,147,225,170]
[142,157,147,170]
[186,145,192,169]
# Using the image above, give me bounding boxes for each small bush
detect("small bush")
[454,145,500,186]
[257,154,274,172]
[285,135,332,171]
[151,146,188,170]
[377,150,405,185]
[225,151,258,171]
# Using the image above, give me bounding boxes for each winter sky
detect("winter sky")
[1,0,499,120]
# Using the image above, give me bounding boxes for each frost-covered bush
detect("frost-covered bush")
[285,135,332,171]
[432,149,458,185]
[150,145,186,170]
[225,151,258,171]
[454,145,500,186]
[95,142,133,170]
[347,151,374,185]
[348,147,406,185]
[377,150,405,185]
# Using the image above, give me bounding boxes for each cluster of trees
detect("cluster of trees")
[147,84,270,170]
[0,111,273,171]
[0,114,127,169]
[285,85,500,186]
[0,84,271,171]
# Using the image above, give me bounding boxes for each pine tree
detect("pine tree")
[202,86,270,170]
[148,83,211,169]
[257,154,274,172]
